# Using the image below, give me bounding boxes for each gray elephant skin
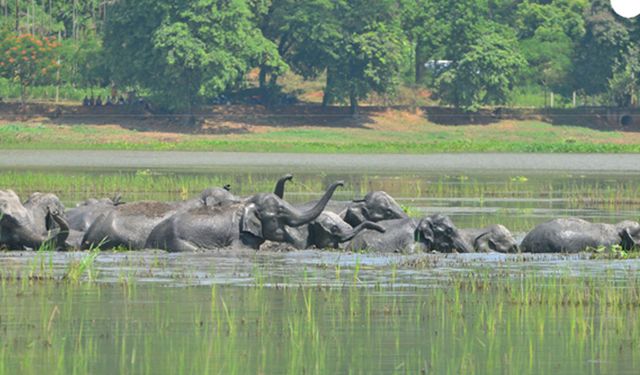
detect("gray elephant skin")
[341,191,407,226]
[145,181,344,252]
[520,217,640,253]
[0,190,69,250]
[459,224,519,253]
[66,194,124,232]
[274,175,385,250]
[346,215,473,253]
[346,215,517,254]
[82,187,238,250]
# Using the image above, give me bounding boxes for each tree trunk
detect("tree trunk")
[349,92,358,115]
[20,82,26,106]
[415,40,423,84]
[72,0,76,39]
[15,0,19,31]
[322,69,334,108]
[258,66,267,90]
[268,73,278,87]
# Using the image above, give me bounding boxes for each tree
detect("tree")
[519,24,573,95]
[572,0,631,96]
[399,0,449,84]
[608,46,640,107]
[103,0,283,112]
[435,23,525,111]
[515,1,586,99]
[329,20,408,113]
[319,0,408,113]
[0,30,60,104]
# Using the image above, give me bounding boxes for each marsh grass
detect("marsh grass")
[62,248,100,283]
[0,270,639,374]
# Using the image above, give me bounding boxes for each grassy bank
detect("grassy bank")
[1,108,640,153]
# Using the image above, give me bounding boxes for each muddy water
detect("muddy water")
[2,152,640,374]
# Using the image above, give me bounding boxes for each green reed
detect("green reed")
[1,269,639,374]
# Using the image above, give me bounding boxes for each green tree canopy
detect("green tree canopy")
[436,22,525,111]
[103,0,284,111]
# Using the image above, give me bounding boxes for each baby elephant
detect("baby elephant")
[521,217,640,253]
[346,214,472,254]
[346,214,518,254]
[459,224,519,253]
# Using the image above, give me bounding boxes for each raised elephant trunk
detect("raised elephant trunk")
[286,181,344,227]
[338,221,385,242]
[273,174,293,199]
[47,210,70,250]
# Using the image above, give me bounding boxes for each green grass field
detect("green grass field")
[1,116,639,153]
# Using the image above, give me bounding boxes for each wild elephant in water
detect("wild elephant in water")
[341,191,408,226]
[346,214,472,254]
[66,194,124,232]
[346,214,518,254]
[459,224,519,253]
[271,175,385,250]
[145,181,345,252]
[0,190,69,251]
[81,185,240,250]
[521,217,640,253]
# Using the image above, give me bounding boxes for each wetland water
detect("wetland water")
[1,151,640,374]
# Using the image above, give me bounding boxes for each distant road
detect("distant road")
[1,150,640,173]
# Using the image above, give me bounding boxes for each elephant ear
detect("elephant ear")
[343,203,367,227]
[241,204,262,238]
[620,227,640,250]
[473,232,496,253]
[314,212,340,235]
[0,190,28,224]
[416,218,434,248]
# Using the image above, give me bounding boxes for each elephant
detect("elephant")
[283,211,386,250]
[0,189,69,250]
[82,179,287,250]
[345,214,472,254]
[520,217,640,253]
[80,187,234,250]
[341,191,407,227]
[22,192,67,235]
[145,181,344,252]
[81,200,181,250]
[272,174,385,250]
[459,224,519,253]
[67,194,124,232]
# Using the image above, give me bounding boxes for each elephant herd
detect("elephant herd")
[1,174,640,254]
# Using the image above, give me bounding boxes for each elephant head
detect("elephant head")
[473,224,519,253]
[416,214,472,253]
[0,189,68,250]
[307,211,385,249]
[616,220,640,250]
[241,181,344,243]
[200,186,239,207]
[24,192,66,214]
[343,191,407,227]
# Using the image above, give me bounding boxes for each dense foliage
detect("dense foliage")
[0,0,639,111]
[0,31,61,103]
